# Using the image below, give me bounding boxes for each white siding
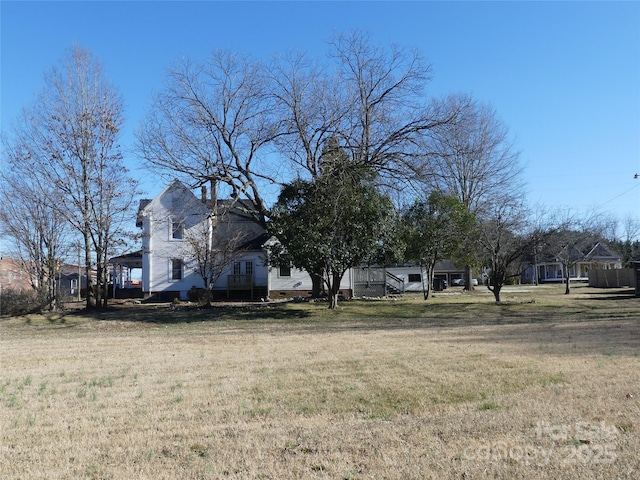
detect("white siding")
[385,266,428,292]
[268,267,353,296]
[141,180,269,299]
[269,267,314,291]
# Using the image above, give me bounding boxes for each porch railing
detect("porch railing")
[227,274,253,289]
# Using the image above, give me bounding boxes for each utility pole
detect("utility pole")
[76,242,82,302]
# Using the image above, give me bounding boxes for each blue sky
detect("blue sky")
[2,1,639,230]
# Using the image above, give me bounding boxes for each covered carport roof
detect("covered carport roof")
[109,250,142,269]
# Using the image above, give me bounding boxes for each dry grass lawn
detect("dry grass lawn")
[1,284,639,479]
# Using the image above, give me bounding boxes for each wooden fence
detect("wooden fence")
[588,268,636,288]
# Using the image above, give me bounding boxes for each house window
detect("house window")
[171,259,183,280]
[233,262,241,275]
[279,265,291,277]
[171,221,184,240]
[408,273,421,282]
[245,261,253,276]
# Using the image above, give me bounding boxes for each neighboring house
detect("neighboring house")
[521,241,622,284]
[0,257,86,300]
[0,257,33,293]
[354,261,469,296]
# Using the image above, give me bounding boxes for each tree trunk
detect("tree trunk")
[47,257,57,311]
[492,284,502,303]
[95,262,103,308]
[424,264,435,301]
[97,263,109,308]
[203,276,213,307]
[328,292,338,309]
[100,247,110,308]
[311,266,324,298]
[421,265,430,300]
[564,263,571,295]
[327,272,342,309]
[488,271,503,303]
[464,265,473,291]
[84,233,95,309]
[205,285,212,307]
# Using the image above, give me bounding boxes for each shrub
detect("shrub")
[0,288,44,317]
[188,287,207,303]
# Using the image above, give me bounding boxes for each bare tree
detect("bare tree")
[328,31,460,187]
[478,197,539,302]
[419,93,523,215]
[137,51,279,228]
[0,169,70,310]
[2,46,137,309]
[182,212,250,306]
[610,215,640,267]
[268,51,343,179]
[89,160,139,307]
[267,34,459,294]
[416,93,524,289]
[545,210,609,294]
[620,216,640,243]
[139,33,460,221]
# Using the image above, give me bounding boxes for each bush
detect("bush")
[188,287,207,303]
[0,288,44,317]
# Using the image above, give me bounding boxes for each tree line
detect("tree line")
[1,33,635,312]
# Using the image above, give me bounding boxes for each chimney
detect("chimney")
[201,186,207,203]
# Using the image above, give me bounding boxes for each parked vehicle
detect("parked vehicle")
[452,278,478,286]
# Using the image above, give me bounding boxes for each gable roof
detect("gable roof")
[139,179,210,221]
[584,241,620,261]
[542,241,621,264]
[139,179,264,226]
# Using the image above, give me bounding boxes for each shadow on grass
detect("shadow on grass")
[66,301,312,324]
[27,286,639,334]
[316,293,640,333]
[579,288,637,301]
[444,316,640,356]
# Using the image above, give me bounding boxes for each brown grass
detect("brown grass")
[1,284,639,479]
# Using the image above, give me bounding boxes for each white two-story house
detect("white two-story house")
[136,180,353,301]
[138,180,270,301]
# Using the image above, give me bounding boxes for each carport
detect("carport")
[109,250,143,298]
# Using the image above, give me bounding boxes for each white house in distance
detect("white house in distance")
[521,241,622,284]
